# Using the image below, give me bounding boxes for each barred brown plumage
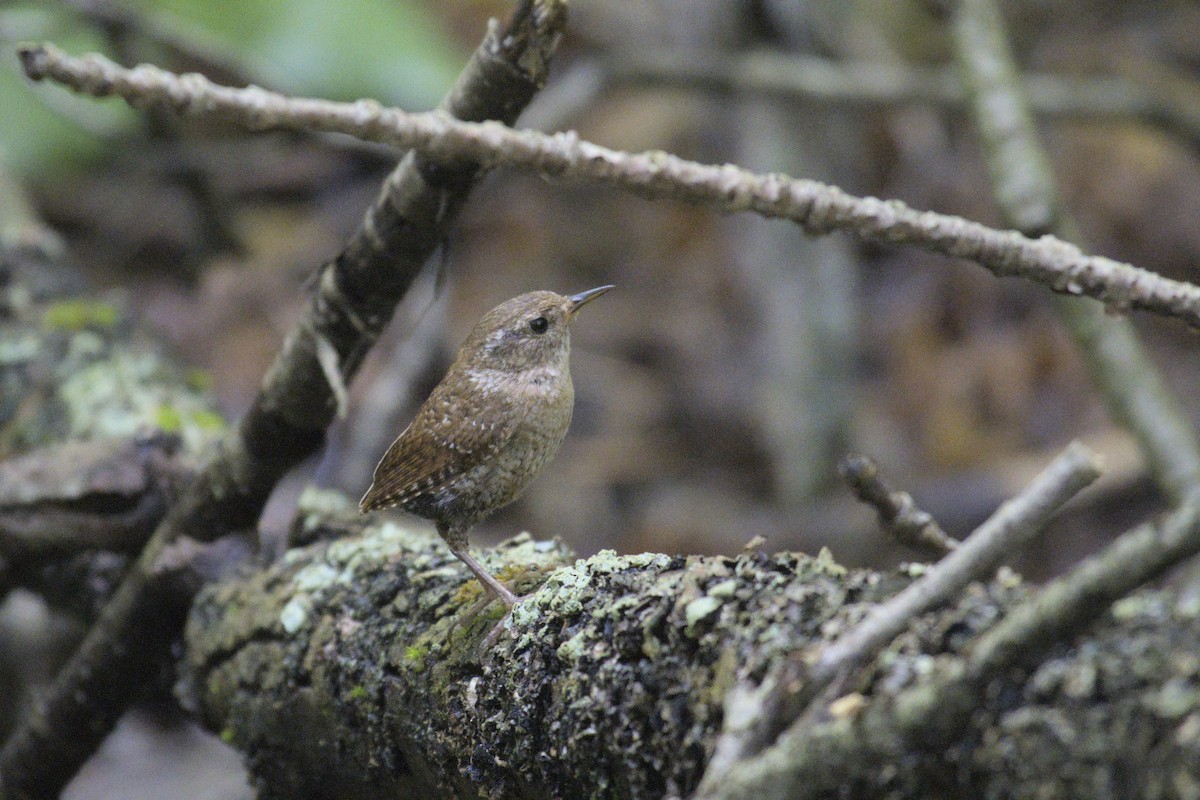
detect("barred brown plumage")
[360,286,612,640]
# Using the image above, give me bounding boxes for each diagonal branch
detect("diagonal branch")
[0,4,567,797]
[697,441,1101,791]
[951,0,1200,500]
[19,41,1200,329]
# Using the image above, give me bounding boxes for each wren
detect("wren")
[360,286,612,621]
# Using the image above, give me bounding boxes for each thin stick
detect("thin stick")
[698,441,1101,790]
[19,42,1200,330]
[837,454,959,555]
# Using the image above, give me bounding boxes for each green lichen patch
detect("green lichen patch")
[155,403,184,432]
[56,347,223,453]
[184,368,214,391]
[191,408,227,432]
[186,519,1200,800]
[403,644,429,670]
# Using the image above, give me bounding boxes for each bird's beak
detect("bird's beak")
[567,285,614,317]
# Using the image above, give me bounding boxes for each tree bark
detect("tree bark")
[181,497,1200,799]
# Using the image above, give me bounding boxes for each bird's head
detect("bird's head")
[459,285,613,372]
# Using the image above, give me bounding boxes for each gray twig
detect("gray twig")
[698,441,1101,791]
[19,42,1200,329]
[610,49,1195,134]
[951,0,1200,500]
[837,454,959,555]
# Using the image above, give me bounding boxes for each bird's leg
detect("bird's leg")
[451,546,520,607]
[447,545,536,648]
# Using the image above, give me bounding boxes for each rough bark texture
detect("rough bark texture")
[0,266,219,614]
[181,494,1200,799]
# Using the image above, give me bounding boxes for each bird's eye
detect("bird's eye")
[529,316,549,334]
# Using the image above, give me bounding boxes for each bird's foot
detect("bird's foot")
[451,585,533,643]
[479,592,535,650]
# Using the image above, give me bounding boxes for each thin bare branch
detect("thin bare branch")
[19,42,1200,329]
[837,454,958,555]
[952,0,1200,500]
[698,441,1101,791]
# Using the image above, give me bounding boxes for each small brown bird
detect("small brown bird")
[360,286,613,616]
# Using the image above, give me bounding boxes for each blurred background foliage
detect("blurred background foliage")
[0,0,464,175]
[5,2,1200,793]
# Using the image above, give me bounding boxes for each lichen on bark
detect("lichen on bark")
[182,492,909,799]
[0,287,222,458]
[182,494,1200,799]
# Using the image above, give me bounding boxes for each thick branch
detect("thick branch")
[181,499,1200,800]
[19,43,1200,329]
[0,6,566,797]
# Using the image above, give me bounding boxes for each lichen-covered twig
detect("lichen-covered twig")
[700,483,1200,800]
[19,43,1200,330]
[951,0,1200,500]
[837,454,959,554]
[698,441,1101,790]
[0,5,567,796]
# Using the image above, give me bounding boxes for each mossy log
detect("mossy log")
[181,493,1200,799]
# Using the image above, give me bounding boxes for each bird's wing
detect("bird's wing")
[359,375,523,512]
